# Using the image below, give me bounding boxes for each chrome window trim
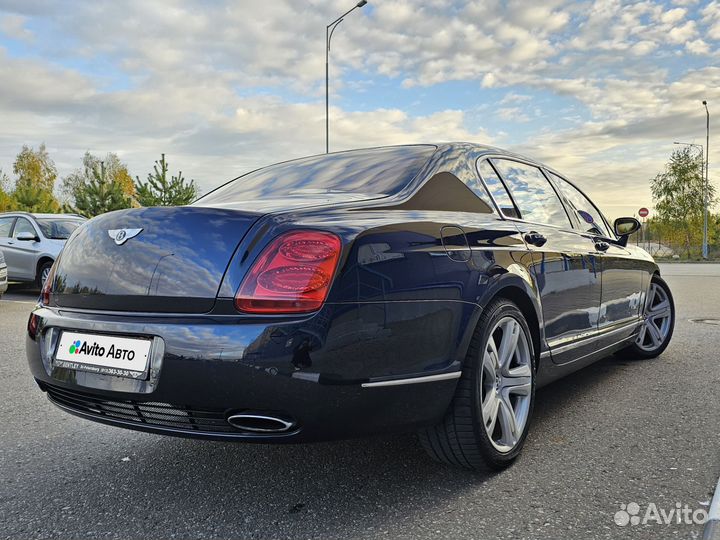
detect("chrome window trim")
[477,155,576,229]
[543,169,615,240]
[475,155,615,250]
[489,156,575,229]
[474,157,520,219]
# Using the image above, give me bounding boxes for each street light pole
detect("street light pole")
[326,1,367,154]
[703,101,710,259]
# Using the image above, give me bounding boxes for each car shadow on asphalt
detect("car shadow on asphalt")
[34,354,642,537]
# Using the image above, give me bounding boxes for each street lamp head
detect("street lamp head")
[703,100,707,105]
[357,0,367,7]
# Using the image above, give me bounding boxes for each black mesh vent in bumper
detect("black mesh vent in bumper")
[45,383,236,433]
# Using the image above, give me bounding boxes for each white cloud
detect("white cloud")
[686,39,711,54]
[661,7,687,24]
[496,107,530,123]
[631,40,658,55]
[666,20,697,43]
[702,1,720,40]
[0,0,717,219]
[0,13,32,41]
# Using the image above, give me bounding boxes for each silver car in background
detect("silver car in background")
[0,212,86,287]
[0,250,7,298]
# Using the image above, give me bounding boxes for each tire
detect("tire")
[419,298,536,471]
[36,261,53,289]
[617,274,675,360]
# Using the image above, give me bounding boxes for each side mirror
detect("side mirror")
[16,231,39,242]
[613,217,641,246]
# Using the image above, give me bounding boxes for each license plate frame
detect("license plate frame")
[53,330,152,379]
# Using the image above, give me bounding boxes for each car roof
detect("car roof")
[0,211,85,219]
[297,142,548,170]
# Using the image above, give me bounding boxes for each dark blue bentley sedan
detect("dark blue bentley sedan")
[26,143,675,470]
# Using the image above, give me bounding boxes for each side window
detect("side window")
[13,218,37,238]
[476,159,519,218]
[0,217,15,238]
[548,172,610,237]
[491,159,571,228]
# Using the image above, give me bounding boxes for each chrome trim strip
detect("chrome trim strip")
[362,371,462,388]
[539,351,552,360]
[549,318,641,355]
[559,331,640,366]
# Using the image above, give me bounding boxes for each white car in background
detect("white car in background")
[0,250,7,298]
[0,212,86,287]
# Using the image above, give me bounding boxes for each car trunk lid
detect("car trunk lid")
[53,206,261,313]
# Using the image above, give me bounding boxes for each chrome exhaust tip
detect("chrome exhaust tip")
[226,413,296,433]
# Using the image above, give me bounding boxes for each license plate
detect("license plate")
[54,331,151,378]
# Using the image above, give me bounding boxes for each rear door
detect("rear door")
[548,172,644,347]
[0,216,18,277]
[6,217,41,280]
[487,159,602,364]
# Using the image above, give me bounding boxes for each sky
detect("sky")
[0,0,718,219]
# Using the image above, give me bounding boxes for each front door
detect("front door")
[0,216,17,277]
[547,171,644,350]
[5,217,40,281]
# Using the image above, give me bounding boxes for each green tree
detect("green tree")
[6,144,61,212]
[0,169,15,212]
[62,152,137,207]
[72,162,132,217]
[12,183,61,213]
[13,143,57,193]
[135,154,198,206]
[650,147,716,258]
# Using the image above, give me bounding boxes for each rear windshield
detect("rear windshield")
[36,218,85,240]
[197,146,436,205]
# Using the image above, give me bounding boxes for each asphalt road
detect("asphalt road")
[1,264,719,540]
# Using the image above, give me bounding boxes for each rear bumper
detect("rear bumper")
[26,304,462,442]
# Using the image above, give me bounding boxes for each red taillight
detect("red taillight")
[235,230,341,314]
[40,263,56,306]
[27,313,39,339]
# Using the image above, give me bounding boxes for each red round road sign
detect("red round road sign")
[638,207,649,218]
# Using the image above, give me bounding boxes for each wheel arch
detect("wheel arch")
[36,256,54,279]
[456,272,545,372]
[493,285,542,370]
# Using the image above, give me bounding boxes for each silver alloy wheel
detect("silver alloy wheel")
[636,282,672,352]
[480,316,533,453]
[41,266,51,286]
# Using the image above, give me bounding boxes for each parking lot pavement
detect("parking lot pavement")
[0,283,39,304]
[1,264,719,540]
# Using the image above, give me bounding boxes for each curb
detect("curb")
[704,477,720,540]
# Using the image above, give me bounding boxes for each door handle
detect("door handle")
[524,231,547,247]
[594,241,610,252]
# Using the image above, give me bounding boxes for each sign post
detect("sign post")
[638,208,649,250]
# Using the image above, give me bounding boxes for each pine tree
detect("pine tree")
[62,152,136,207]
[11,183,61,213]
[135,154,198,207]
[73,162,131,217]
